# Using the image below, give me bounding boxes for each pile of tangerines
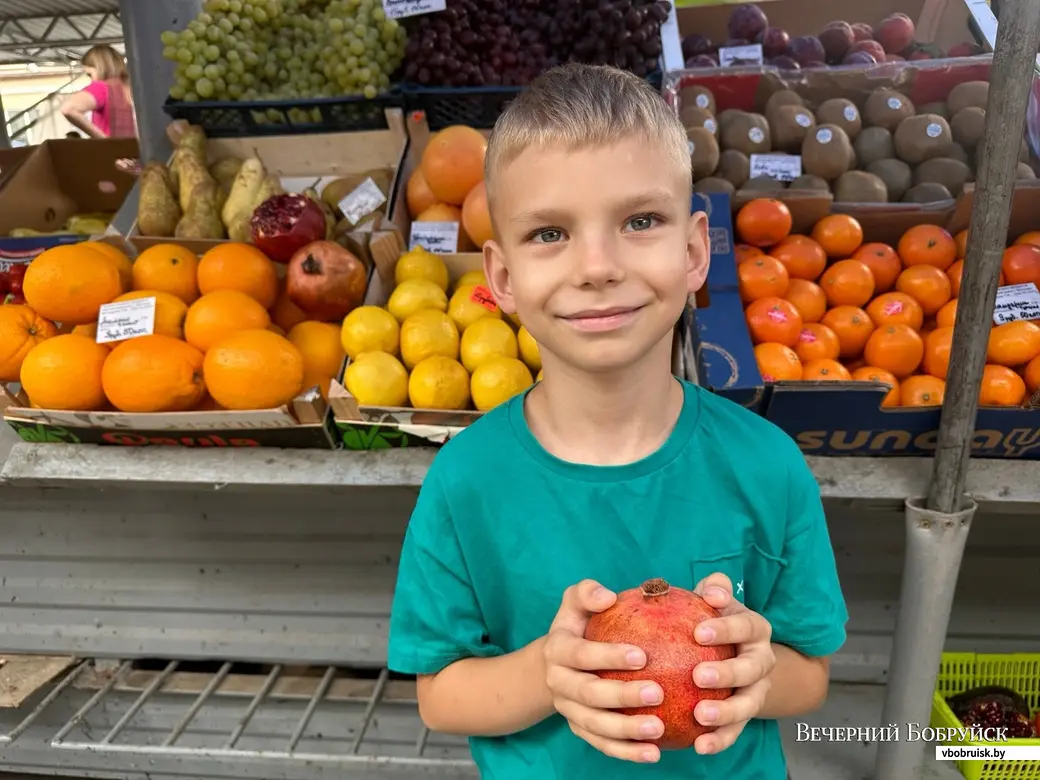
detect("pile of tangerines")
[735,198,1040,409]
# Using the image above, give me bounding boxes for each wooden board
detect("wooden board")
[0,654,76,708]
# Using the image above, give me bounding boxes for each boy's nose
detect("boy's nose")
[572,238,626,288]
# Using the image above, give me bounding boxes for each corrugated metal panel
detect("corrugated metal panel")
[0,1,119,20]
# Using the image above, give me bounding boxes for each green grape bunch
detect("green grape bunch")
[161,0,407,106]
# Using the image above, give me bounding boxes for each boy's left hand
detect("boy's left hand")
[690,573,776,756]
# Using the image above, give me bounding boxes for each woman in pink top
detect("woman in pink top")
[60,45,137,139]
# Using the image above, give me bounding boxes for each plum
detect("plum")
[851,23,874,42]
[756,27,790,58]
[722,38,750,48]
[787,35,826,67]
[885,53,906,62]
[728,4,769,42]
[909,50,934,60]
[843,51,878,66]
[819,22,854,63]
[685,54,719,68]
[803,60,827,69]
[682,33,714,60]
[769,54,801,70]
[849,39,886,61]
[947,41,984,58]
[875,13,915,54]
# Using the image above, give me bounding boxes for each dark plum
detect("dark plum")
[786,35,825,67]
[850,23,874,42]
[685,53,719,68]
[722,38,749,48]
[819,22,854,64]
[874,13,915,55]
[727,3,768,43]
[682,33,713,60]
[848,39,886,61]
[768,54,800,70]
[842,51,878,66]
[756,27,790,58]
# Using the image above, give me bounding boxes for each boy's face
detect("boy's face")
[483,136,709,375]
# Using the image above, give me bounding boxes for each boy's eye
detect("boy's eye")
[625,214,660,232]
[531,228,565,244]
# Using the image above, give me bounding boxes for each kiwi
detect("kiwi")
[834,170,889,203]
[935,142,970,165]
[717,109,745,132]
[693,177,736,195]
[816,98,862,141]
[716,149,751,188]
[847,143,858,171]
[687,127,721,180]
[801,124,853,181]
[1017,162,1037,180]
[684,85,717,114]
[902,182,953,203]
[721,112,771,155]
[864,88,916,131]
[950,107,985,149]
[682,105,718,136]
[770,105,816,153]
[764,89,805,119]
[739,174,787,193]
[918,102,949,119]
[853,127,895,168]
[894,114,953,165]
[789,174,830,191]
[912,157,973,197]
[866,158,912,201]
[946,81,989,116]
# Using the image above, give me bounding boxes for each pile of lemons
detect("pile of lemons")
[340,246,542,412]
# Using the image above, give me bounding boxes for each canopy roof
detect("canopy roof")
[0,1,122,65]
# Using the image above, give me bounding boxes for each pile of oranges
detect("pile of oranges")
[735,198,1040,409]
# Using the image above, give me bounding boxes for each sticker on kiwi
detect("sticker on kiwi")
[696,94,710,109]
[749,127,765,144]
[688,140,695,155]
[816,128,833,144]
[926,123,943,138]
[843,105,858,122]
[887,97,903,110]
[795,113,813,128]
[704,118,717,133]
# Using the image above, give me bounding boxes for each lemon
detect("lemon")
[408,356,471,410]
[399,309,460,369]
[455,269,487,291]
[344,351,409,407]
[448,283,501,332]
[471,357,534,412]
[341,305,400,359]
[460,318,518,373]
[395,247,449,292]
[536,368,544,381]
[517,326,541,372]
[505,311,522,328]
[387,279,448,322]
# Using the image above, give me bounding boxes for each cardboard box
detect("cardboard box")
[0,137,139,261]
[0,145,35,193]
[687,187,1040,460]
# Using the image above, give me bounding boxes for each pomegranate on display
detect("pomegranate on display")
[286,240,368,323]
[583,578,737,750]
[250,193,328,264]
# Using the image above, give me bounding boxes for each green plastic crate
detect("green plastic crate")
[931,652,1040,780]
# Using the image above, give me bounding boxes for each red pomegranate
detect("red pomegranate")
[584,578,737,750]
[251,193,327,264]
[286,240,368,322]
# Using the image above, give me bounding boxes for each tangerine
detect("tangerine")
[406,167,438,218]
[735,199,792,247]
[1014,231,1040,248]
[270,283,309,332]
[979,364,1026,407]
[461,181,494,248]
[935,299,958,329]
[420,125,487,206]
[102,335,206,413]
[895,264,952,315]
[863,324,924,378]
[769,236,827,281]
[801,358,851,381]
[794,323,840,363]
[132,243,199,304]
[901,375,945,407]
[1001,244,1040,287]
[287,320,347,398]
[203,329,305,410]
[0,305,58,382]
[819,259,875,307]
[1024,354,1040,394]
[947,259,1004,296]
[783,279,828,323]
[821,305,875,358]
[197,242,279,309]
[738,255,789,302]
[19,333,109,411]
[987,320,1040,367]
[744,297,802,347]
[22,243,122,325]
[88,241,134,291]
[735,244,764,265]
[851,366,900,408]
[954,229,968,259]
[922,326,954,379]
[897,224,957,271]
[865,292,924,331]
[753,342,802,382]
[184,290,272,353]
[811,214,863,258]
[852,243,902,292]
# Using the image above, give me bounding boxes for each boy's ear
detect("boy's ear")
[483,240,517,314]
[686,210,711,294]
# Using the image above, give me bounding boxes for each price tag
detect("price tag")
[381,0,446,19]
[338,177,387,226]
[749,154,802,182]
[410,221,459,254]
[96,297,156,344]
[993,283,1040,324]
[718,43,764,67]
[470,285,499,311]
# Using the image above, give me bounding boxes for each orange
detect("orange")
[0,305,58,381]
[744,297,802,347]
[819,259,875,307]
[1014,230,1040,248]
[863,324,924,378]
[184,290,272,353]
[287,320,346,398]
[851,366,900,408]
[852,243,901,292]
[794,323,840,363]
[197,242,279,309]
[897,224,957,271]
[111,290,188,342]
[415,204,473,250]
[947,260,964,298]
[920,317,938,340]
[783,279,827,323]
[19,333,108,411]
[922,326,954,379]
[821,305,875,358]
[22,243,122,325]
[935,299,958,329]
[406,167,438,218]
[769,236,827,281]
[1001,244,1040,287]
[811,214,863,258]
[802,358,851,381]
[420,125,487,206]
[132,243,200,305]
[901,375,945,407]
[735,199,792,247]
[987,320,1040,367]
[1024,353,1040,394]
[754,342,802,382]
[461,181,494,248]
[954,229,968,259]
[866,292,924,331]
[738,255,789,302]
[203,329,305,410]
[101,335,206,413]
[895,265,952,315]
[88,241,134,291]
[979,364,1026,406]
[270,283,308,333]
[735,244,764,265]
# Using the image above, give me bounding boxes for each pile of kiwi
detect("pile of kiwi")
[681,80,1036,204]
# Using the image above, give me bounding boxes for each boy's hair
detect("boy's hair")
[485,63,691,199]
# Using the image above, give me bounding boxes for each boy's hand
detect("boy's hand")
[543,580,665,764]
[691,573,776,755]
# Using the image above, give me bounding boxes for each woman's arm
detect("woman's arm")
[61,91,106,139]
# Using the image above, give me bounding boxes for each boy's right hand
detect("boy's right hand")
[543,579,665,764]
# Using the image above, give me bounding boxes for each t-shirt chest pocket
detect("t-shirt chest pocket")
[690,545,788,613]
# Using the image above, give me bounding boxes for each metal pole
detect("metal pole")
[874,1,1040,777]
[0,82,12,149]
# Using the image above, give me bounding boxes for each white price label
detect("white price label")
[338,176,387,226]
[381,0,446,19]
[718,44,764,67]
[993,283,1040,324]
[96,297,156,344]
[410,221,459,254]
[749,154,803,182]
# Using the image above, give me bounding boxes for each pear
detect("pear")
[221,155,265,229]
[175,180,225,239]
[137,163,181,237]
[226,173,283,242]
[177,155,214,214]
[209,156,243,190]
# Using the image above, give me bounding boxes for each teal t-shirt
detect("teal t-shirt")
[388,380,848,779]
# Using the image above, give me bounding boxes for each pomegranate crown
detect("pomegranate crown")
[640,578,670,597]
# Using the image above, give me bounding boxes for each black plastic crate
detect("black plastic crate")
[163,91,405,138]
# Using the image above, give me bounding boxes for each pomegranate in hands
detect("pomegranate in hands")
[251,193,327,264]
[286,240,368,322]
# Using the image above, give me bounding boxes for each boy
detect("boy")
[388,63,848,779]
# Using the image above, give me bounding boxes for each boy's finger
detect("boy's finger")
[695,610,770,646]
[693,650,775,689]
[558,699,664,743]
[555,669,664,710]
[552,580,616,635]
[694,719,748,756]
[548,631,647,672]
[694,573,733,609]
[694,677,771,728]
[563,713,662,763]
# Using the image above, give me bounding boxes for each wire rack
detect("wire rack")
[0,659,477,777]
